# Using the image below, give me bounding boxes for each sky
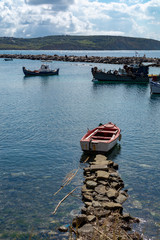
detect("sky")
[0,0,160,40]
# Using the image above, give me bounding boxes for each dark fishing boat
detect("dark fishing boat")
[22,64,59,76]
[91,63,150,83]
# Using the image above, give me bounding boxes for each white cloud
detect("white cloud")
[0,0,159,41]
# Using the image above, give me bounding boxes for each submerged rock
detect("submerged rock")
[58,226,68,232]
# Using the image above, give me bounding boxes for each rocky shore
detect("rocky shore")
[1,53,160,66]
[70,154,142,240]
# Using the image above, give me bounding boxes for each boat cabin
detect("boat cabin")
[39,64,51,72]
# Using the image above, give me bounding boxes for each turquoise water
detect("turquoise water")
[0,51,160,239]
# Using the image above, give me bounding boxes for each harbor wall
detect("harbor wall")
[1,54,160,66]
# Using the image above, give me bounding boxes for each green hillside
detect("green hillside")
[0,35,160,50]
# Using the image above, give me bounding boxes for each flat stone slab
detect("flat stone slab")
[102,202,122,210]
[94,194,109,202]
[92,160,110,165]
[110,181,120,189]
[86,180,97,188]
[84,201,92,207]
[106,188,119,198]
[96,170,110,180]
[94,154,107,161]
[84,165,109,172]
[92,201,102,208]
[83,194,93,202]
[85,175,95,181]
[81,185,93,193]
[94,184,106,195]
[78,223,94,234]
[87,215,96,222]
[115,193,128,204]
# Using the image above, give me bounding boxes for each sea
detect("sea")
[0,50,160,240]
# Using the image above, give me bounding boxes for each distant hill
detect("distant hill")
[0,35,160,50]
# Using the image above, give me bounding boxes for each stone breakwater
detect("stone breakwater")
[0,53,160,66]
[71,154,142,240]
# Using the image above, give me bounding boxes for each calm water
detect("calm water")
[0,50,160,240]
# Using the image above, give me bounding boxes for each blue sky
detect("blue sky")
[0,0,160,40]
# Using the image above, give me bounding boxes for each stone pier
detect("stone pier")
[72,154,142,240]
[0,53,160,66]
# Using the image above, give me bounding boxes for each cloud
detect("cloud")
[0,0,160,41]
[25,0,74,11]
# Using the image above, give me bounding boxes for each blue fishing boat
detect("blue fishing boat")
[22,64,59,76]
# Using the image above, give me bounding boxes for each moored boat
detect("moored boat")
[91,63,150,83]
[150,75,160,94]
[4,58,13,61]
[22,64,59,76]
[80,122,121,153]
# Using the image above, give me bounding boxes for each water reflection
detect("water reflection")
[23,75,59,86]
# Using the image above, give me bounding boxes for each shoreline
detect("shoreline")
[1,53,160,66]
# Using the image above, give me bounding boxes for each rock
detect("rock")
[58,226,68,232]
[85,175,95,181]
[102,202,123,212]
[115,193,128,204]
[122,213,133,221]
[92,201,102,208]
[120,190,128,197]
[81,207,87,214]
[72,214,88,228]
[95,209,111,218]
[110,181,120,189]
[84,201,92,207]
[113,162,119,170]
[78,223,94,234]
[86,180,97,188]
[106,188,119,199]
[109,172,119,177]
[97,180,108,186]
[87,215,96,222]
[81,185,93,193]
[94,184,106,195]
[92,160,109,165]
[85,165,109,172]
[96,170,110,180]
[94,154,107,161]
[85,206,95,215]
[83,194,93,202]
[94,194,109,202]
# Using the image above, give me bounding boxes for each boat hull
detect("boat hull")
[92,72,149,83]
[80,122,121,153]
[23,67,59,76]
[150,80,160,94]
[80,137,118,153]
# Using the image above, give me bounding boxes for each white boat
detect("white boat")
[80,122,121,153]
[150,76,160,94]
